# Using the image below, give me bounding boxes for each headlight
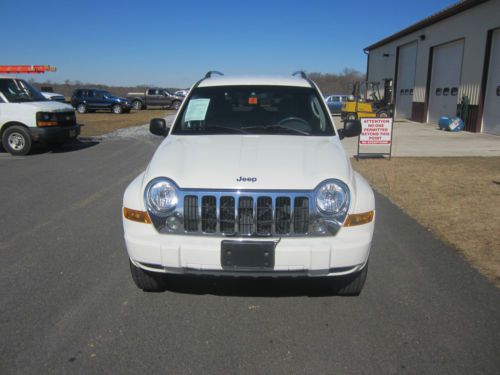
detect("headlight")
[36,112,58,127]
[37,112,56,121]
[315,180,349,215]
[145,178,178,216]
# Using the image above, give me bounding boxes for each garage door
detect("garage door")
[482,29,500,135]
[428,40,464,124]
[395,41,417,119]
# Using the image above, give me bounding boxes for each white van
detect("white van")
[0,76,79,155]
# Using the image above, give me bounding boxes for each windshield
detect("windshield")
[0,79,47,103]
[172,85,335,136]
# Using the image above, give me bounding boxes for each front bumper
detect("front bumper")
[124,217,374,277]
[119,102,132,109]
[30,124,80,143]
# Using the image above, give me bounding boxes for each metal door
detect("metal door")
[482,29,500,135]
[428,40,464,124]
[395,41,417,119]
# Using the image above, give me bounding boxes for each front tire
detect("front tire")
[129,261,166,292]
[2,126,32,156]
[171,100,181,110]
[76,104,87,114]
[112,104,123,114]
[132,100,143,110]
[376,110,389,118]
[333,263,368,296]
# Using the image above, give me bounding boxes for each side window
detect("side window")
[147,89,156,95]
[436,88,442,96]
[332,96,340,102]
[400,89,404,95]
[409,89,414,95]
[404,89,409,95]
[342,96,349,101]
[443,88,450,96]
[451,87,458,96]
[94,91,103,99]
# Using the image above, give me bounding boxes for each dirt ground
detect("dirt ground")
[77,109,174,136]
[353,157,500,287]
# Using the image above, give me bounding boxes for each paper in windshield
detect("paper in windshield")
[184,98,210,122]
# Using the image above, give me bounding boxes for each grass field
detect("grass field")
[353,157,500,287]
[77,109,175,137]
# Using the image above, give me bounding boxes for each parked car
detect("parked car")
[0,76,79,155]
[324,94,349,114]
[71,89,132,114]
[122,72,375,296]
[174,89,189,97]
[41,91,66,103]
[126,88,183,110]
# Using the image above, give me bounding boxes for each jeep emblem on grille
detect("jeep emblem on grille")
[236,176,257,182]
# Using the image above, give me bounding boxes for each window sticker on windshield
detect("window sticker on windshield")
[184,98,210,122]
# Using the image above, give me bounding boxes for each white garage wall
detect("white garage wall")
[367,0,500,107]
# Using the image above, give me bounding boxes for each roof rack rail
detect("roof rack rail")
[205,71,224,78]
[292,71,308,79]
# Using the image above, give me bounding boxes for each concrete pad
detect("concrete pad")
[334,117,500,157]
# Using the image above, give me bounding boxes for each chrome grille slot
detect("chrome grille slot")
[184,195,199,232]
[238,197,254,234]
[220,196,236,234]
[256,196,273,235]
[201,196,217,233]
[275,197,291,234]
[293,197,309,234]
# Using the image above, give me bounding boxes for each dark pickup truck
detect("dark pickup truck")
[126,88,183,110]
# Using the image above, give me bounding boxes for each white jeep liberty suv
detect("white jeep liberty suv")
[122,71,375,295]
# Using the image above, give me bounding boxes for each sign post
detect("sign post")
[356,117,393,159]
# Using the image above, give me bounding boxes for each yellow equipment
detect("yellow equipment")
[341,80,393,120]
[342,101,378,120]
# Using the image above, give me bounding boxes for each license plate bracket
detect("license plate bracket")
[221,240,275,270]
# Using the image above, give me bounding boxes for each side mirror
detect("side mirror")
[339,120,361,139]
[150,118,168,137]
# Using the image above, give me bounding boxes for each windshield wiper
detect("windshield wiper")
[202,126,249,134]
[13,97,36,102]
[242,125,310,135]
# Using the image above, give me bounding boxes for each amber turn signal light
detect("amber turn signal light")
[123,207,152,224]
[37,121,58,127]
[344,211,374,227]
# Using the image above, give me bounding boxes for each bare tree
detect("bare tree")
[308,69,365,94]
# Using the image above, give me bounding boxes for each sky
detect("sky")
[1,0,458,88]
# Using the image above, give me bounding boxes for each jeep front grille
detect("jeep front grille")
[183,193,309,236]
[148,189,325,237]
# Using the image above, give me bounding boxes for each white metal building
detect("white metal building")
[365,0,500,134]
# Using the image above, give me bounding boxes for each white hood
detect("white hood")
[21,100,73,112]
[144,135,353,190]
